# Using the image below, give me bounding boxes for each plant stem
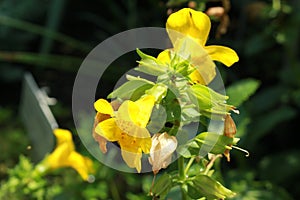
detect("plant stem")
[204,154,222,175]
[178,156,187,200]
[184,157,195,175]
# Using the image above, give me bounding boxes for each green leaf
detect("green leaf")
[187,182,204,199]
[226,78,260,107]
[107,77,154,100]
[136,49,168,76]
[248,105,296,144]
[151,173,172,199]
[192,175,236,199]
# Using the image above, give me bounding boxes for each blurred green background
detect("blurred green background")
[1,0,300,199]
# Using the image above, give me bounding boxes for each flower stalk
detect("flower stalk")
[178,156,188,200]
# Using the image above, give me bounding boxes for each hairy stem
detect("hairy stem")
[178,156,187,200]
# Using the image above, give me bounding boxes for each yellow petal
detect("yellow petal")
[116,100,149,138]
[157,49,171,63]
[95,118,121,141]
[94,99,114,116]
[189,70,206,85]
[140,137,152,154]
[116,118,151,138]
[53,129,74,148]
[115,97,153,138]
[166,8,211,46]
[135,95,155,127]
[46,143,72,169]
[205,45,239,67]
[67,151,94,181]
[116,100,139,126]
[173,37,216,84]
[49,129,75,168]
[120,147,142,173]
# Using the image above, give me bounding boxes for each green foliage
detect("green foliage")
[0,155,61,200]
[0,107,29,167]
[226,79,260,107]
[227,171,294,200]
[151,157,236,200]
[151,173,173,199]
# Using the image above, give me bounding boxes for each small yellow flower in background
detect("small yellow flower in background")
[158,8,239,84]
[94,95,155,173]
[42,129,94,181]
[149,132,178,174]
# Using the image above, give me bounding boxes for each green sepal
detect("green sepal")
[136,49,168,76]
[187,84,235,119]
[189,84,228,109]
[169,52,194,77]
[145,83,168,102]
[151,173,172,199]
[107,76,154,100]
[178,132,237,158]
[191,175,236,199]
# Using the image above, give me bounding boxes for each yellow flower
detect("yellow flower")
[149,132,177,174]
[157,8,239,84]
[43,129,94,181]
[94,95,155,173]
[93,99,116,153]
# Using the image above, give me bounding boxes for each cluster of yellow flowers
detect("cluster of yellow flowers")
[93,8,239,173]
[28,8,239,181]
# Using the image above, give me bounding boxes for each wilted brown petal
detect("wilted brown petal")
[223,114,237,161]
[149,132,177,174]
[92,112,111,153]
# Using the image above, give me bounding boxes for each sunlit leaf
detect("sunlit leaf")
[226,78,260,107]
[107,79,154,100]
